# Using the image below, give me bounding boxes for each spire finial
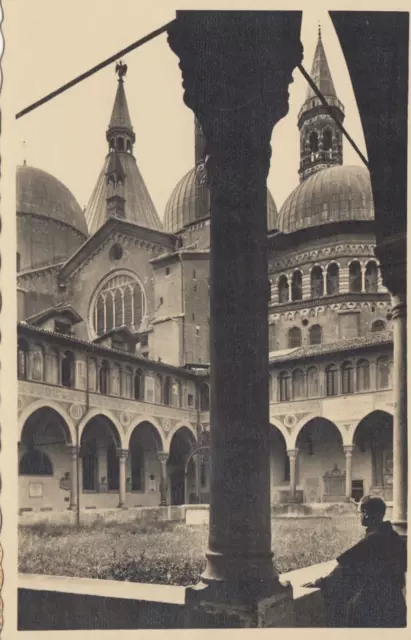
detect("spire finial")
[115,60,128,82]
[22,140,27,166]
[318,22,322,40]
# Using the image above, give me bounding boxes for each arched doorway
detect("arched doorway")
[128,422,163,507]
[80,415,121,507]
[269,426,290,505]
[168,427,196,505]
[296,418,344,503]
[353,411,393,502]
[19,407,72,511]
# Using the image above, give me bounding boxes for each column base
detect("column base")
[67,505,77,511]
[117,504,128,510]
[184,579,294,628]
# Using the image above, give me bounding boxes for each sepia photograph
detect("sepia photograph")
[0,0,408,633]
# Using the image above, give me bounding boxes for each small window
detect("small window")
[377,356,390,389]
[309,131,319,153]
[349,261,362,293]
[291,271,302,301]
[357,359,370,392]
[61,351,75,388]
[192,313,195,321]
[309,325,322,346]
[159,297,164,305]
[311,266,324,298]
[341,361,354,395]
[326,364,338,397]
[278,275,289,303]
[109,244,123,261]
[327,263,340,295]
[279,371,291,402]
[292,368,305,400]
[196,326,200,337]
[288,327,302,349]
[323,129,332,151]
[187,393,194,408]
[365,262,378,293]
[193,269,196,280]
[372,320,386,333]
[165,267,170,276]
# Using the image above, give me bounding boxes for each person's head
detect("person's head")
[358,495,386,527]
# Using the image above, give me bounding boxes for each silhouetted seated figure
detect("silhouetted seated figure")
[302,496,407,627]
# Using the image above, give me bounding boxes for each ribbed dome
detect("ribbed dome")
[278,165,374,234]
[17,165,88,237]
[164,167,279,234]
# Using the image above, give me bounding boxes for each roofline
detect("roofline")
[269,219,375,250]
[16,210,88,240]
[26,305,83,325]
[59,218,178,280]
[269,333,393,367]
[17,322,199,380]
[150,249,210,266]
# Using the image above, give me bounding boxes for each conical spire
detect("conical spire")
[305,24,337,101]
[108,62,134,130]
[85,62,163,234]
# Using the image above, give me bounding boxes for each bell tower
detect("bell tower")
[298,26,345,182]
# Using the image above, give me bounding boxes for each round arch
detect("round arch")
[168,426,197,505]
[19,400,76,445]
[292,414,345,449]
[269,419,292,449]
[352,410,393,502]
[126,419,165,452]
[78,409,125,449]
[166,421,197,453]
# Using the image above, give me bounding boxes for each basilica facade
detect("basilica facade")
[17,34,394,515]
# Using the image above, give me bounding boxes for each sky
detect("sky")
[11,1,367,218]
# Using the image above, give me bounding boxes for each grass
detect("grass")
[19,516,363,587]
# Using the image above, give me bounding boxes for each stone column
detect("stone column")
[376,234,407,536]
[117,449,128,508]
[67,445,78,510]
[344,445,354,501]
[361,264,366,292]
[158,452,169,507]
[287,449,298,501]
[168,11,303,627]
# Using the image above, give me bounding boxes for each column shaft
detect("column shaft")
[287,449,298,500]
[118,450,128,508]
[158,453,169,507]
[392,295,407,530]
[68,446,78,510]
[344,445,354,501]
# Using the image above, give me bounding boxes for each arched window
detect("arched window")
[377,356,390,389]
[82,439,98,491]
[46,348,60,385]
[288,327,302,349]
[19,450,53,476]
[107,443,119,491]
[92,272,145,337]
[99,360,110,394]
[372,320,386,333]
[131,443,144,491]
[126,140,132,153]
[311,266,324,298]
[309,131,319,153]
[200,384,210,411]
[111,363,121,395]
[171,380,181,407]
[365,261,378,293]
[164,376,172,406]
[341,361,354,394]
[268,324,276,352]
[117,137,124,151]
[61,351,75,388]
[291,271,302,301]
[327,263,340,295]
[309,325,323,346]
[307,366,319,397]
[88,358,98,392]
[278,275,289,303]
[155,374,163,404]
[18,339,29,380]
[30,345,44,381]
[356,359,370,392]
[292,369,305,400]
[323,129,332,151]
[349,261,362,293]
[123,366,133,398]
[279,371,291,402]
[134,369,144,400]
[326,364,338,396]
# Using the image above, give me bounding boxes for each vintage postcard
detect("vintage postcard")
[0,0,409,636]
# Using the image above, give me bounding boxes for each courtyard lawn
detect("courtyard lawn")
[19,515,363,587]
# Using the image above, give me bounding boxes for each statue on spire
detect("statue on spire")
[318,22,322,40]
[115,60,128,82]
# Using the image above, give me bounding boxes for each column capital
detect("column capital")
[375,233,406,298]
[168,12,303,172]
[67,445,79,457]
[157,452,169,464]
[343,444,355,456]
[287,448,298,459]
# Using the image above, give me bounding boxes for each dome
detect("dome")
[278,165,374,234]
[17,165,88,237]
[164,167,279,234]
